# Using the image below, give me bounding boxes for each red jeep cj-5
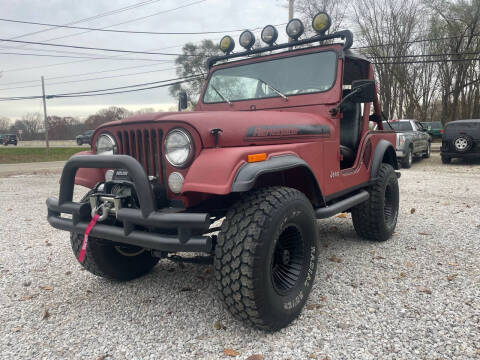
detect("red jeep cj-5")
[47,13,400,331]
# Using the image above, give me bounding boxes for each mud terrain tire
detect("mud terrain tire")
[214,186,319,331]
[351,163,399,241]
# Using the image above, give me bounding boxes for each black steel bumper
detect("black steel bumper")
[46,155,213,253]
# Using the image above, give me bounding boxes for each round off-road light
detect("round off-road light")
[261,25,278,46]
[312,12,331,34]
[164,128,193,167]
[286,18,304,40]
[96,133,117,155]
[239,30,256,50]
[219,35,235,54]
[168,172,184,194]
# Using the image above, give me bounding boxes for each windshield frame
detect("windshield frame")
[201,49,339,105]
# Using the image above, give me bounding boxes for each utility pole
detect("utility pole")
[288,0,295,43]
[288,0,295,21]
[41,76,49,155]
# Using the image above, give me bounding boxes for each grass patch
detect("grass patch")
[0,147,85,164]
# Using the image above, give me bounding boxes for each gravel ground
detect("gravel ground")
[0,153,479,360]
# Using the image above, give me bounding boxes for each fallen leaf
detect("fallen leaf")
[86,289,93,294]
[330,226,338,231]
[410,208,416,214]
[214,320,226,330]
[320,295,327,301]
[400,272,407,278]
[7,208,12,211]
[224,348,240,357]
[39,285,53,291]
[336,213,347,219]
[329,256,342,263]
[466,204,471,208]
[309,354,317,359]
[246,355,263,360]
[12,327,22,333]
[448,262,458,267]
[418,232,432,236]
[96,355,109,360]
[204,267,212,274]
[407,262,413,267]
[42,308,50,320]
[19,295,33,301]
[306,304,323,310]
[447,274,457,281]
[374,256,385,260]
[418,287,432,294]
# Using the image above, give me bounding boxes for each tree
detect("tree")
[169,40,221,105]
[0,116,10,133]
[84,106,131,129]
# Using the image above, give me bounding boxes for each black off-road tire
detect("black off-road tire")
[70,233,159,280]
[214,186,319,331]
[441,156,451,164]
[351,163,399,241]
[401,147,413,168]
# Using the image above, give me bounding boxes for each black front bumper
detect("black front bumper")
[46,155,213,253]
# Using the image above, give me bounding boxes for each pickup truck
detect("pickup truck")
[384,120,431,168]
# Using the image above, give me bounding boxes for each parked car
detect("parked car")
[441,119,480,164]
[383,119,431,168]
[2,134,18,146]
[76,130,94,145]
[421,121,443,139]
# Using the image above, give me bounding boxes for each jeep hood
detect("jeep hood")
[100,110,333,148]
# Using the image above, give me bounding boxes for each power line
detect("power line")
[372,58,480,65]
[0,65,177,91]
[0,76,200,101]
[0,16,264,35]
[4,0,207,50]
[369,52,480,59]
[5,0,163,41]
[0,51,172,62]
[0,38,205,56]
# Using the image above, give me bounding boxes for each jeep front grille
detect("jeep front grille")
[117,129,164,181]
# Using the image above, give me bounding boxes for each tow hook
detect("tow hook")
[90,198,116,222]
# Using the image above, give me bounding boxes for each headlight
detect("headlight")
[312,12,331,34]
[164,129,193,167]
[219,35,235,54]
[261,25,278,46]
[96,133,117,155]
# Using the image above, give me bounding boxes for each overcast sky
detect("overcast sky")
[0,0,289,120]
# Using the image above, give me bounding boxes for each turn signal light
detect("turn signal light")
[247,153,267,163]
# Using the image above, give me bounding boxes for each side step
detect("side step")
[315,190,369,219]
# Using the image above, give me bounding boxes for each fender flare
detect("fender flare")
[231,155,320,192]
[370,139,399,178]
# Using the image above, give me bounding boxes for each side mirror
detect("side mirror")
[178,91,188,111]
[350,80,376,103]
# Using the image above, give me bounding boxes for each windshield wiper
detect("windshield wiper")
[210,84,232,105]
[258,78,288,101]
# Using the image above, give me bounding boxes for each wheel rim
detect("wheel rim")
[271,225,305,295]
[455,137,468,150]
[383,183,397,228]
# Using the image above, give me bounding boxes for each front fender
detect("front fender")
[71,150,106,188]
[182,146,301,195]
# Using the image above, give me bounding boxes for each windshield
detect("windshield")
[383,121,413,131]
[203,51,337,103]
